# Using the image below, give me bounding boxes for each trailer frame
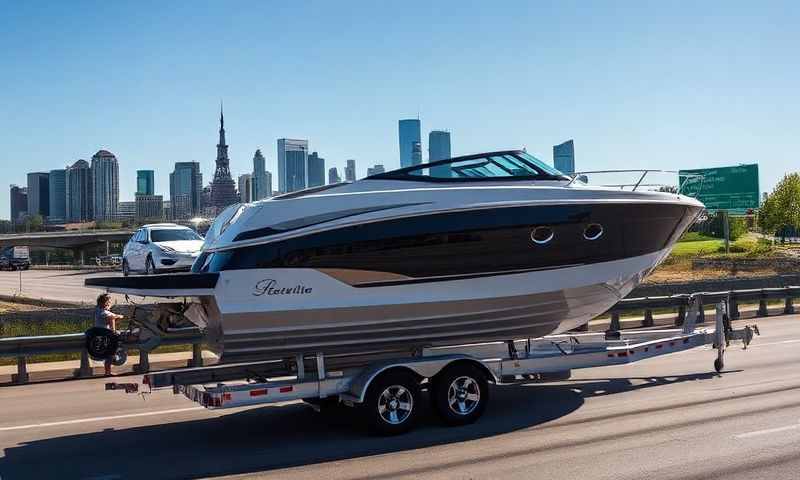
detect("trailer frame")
[109,297,758,434]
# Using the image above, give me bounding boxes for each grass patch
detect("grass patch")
[0,301,194,366]
[0,344,193,366]
[678,232,717,243]
[668,233,773,259]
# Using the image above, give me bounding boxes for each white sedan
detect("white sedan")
[122,223,204,276]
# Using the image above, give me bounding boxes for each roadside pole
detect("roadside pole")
[722,210,730,254]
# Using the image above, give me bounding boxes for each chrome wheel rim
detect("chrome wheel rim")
[377,385,414,425]
[448,376,480,415]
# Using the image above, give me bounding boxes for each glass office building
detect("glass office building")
[428,130,452,177]
[48,168,67,223]
[307,151,325,188]
[137,170,155,195]
[553,140,575,175]
[277,139,308,193]
[398,119,422,168]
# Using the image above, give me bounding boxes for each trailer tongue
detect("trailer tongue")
[105,297,758,435]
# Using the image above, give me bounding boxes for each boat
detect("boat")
[86,150,704,363]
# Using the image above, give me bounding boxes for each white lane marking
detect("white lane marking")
[0,406,204,431]
[735,422,800,439]
[750,339,800,348]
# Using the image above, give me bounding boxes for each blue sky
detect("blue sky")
[1,1,797,219]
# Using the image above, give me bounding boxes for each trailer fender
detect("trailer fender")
[346,354,497,404]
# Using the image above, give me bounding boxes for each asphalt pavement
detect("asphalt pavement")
[0,269,122,304]
[1,315,799,479]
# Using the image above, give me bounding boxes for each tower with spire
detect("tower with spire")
[210,102,239,213]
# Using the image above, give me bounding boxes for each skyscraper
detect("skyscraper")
[27,172,50,219]
[66,159,92,222]
[238,174,253,203]
[48,168,67,223]
[137,170,155,195]
[307,151,325,188]
[345,159,356,182]
[328,167,341,184]
[173,194,192,220]
[115,201,136,222]
[263,170,273,198]
[90,150,119,222]
[367,164,386,176]
[9,185,27,224]
[553,140,575,175]
[398,119,422,168]
[277,138,308,193]
[170,162,202,219]
[135,194,163,222]
[428,130,452,177]
[210,104,239,211]
[252,149,269,201]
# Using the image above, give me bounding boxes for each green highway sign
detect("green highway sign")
[679,164,759,214]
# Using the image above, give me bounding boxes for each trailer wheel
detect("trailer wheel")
[432,364,489,426]
[362,370,420,435]
[85,327,120,360]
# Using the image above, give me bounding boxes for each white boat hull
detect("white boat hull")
[202,247,668,362]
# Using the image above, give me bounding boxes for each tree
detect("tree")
[700,211,748,241]
[27,214,44,232]
[758,173,800,240]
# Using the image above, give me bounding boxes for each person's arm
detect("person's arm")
[102,309,118,331]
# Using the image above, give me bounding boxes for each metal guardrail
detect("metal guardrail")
[3,285,800,385]
[0,328,203,385]
[600,286,800,331]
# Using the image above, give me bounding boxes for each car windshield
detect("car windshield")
[150,229,202,242]
[369,151,566,181]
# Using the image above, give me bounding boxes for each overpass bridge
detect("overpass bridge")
[0,230,134,263]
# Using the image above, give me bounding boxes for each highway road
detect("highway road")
[0,269,123,304]
[1,315,799,479]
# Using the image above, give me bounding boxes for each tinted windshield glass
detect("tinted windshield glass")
[150,229,202,242]
[372,151,566,181]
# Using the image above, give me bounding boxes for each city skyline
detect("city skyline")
[1,2,796,218]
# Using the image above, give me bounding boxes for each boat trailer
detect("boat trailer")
[106,296,758,435]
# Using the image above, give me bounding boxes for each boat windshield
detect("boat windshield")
[369,151,567,182]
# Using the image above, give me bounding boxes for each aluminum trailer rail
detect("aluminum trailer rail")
[108,299,758,435]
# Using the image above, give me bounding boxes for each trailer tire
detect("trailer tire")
[362,370,421,435]
[432,363,489,426]
[85,327,120,361]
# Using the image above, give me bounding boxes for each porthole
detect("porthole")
[531,226,554,245]
[584,223,603,241]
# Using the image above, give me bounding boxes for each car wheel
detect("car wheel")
[122,260,130,277]
[145,256,157,275]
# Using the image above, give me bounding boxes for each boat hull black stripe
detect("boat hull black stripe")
[204,203,698,280]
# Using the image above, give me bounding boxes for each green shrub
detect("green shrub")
[697,212,748,241]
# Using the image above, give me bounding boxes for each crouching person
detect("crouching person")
[95,293,124,376]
